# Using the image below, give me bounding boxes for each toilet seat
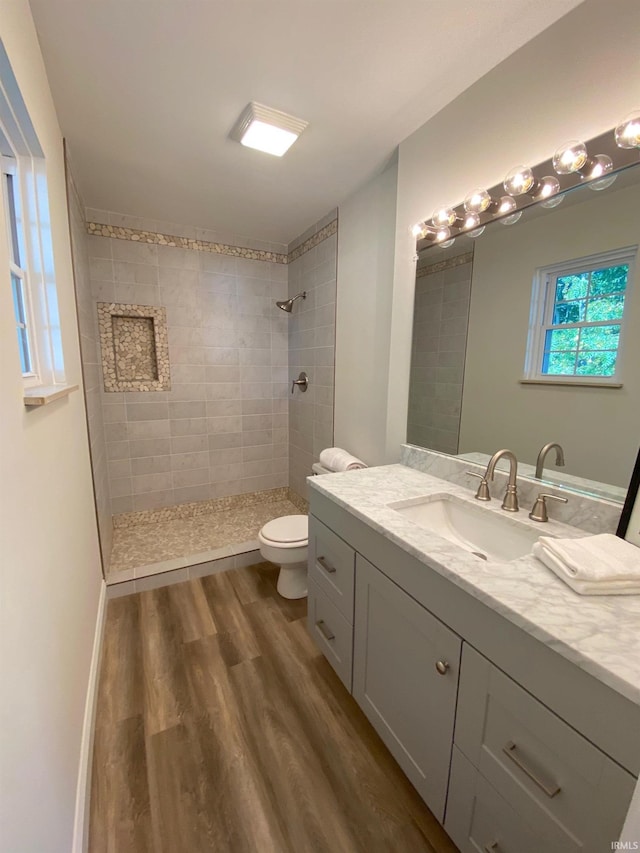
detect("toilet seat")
[259,514,308,547]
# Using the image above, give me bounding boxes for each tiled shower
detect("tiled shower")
[68,161,338,581]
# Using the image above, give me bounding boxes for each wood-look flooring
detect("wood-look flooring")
[90,562,458,853]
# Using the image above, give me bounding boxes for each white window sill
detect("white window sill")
[519,378,622,389]
[23,383,79,407]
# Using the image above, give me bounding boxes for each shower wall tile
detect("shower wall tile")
[287,213,338,502]
[85,213,289,514]
[67,166,112,572]
[407,256,472,454]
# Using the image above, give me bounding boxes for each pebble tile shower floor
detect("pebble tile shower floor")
[109,498,300,578]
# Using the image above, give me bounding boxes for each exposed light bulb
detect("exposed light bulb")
[615,111,640,149]
[553,140,588,174]
[540,194,564,209]
[504,165,535,196]
[500,211,523,225]
[496,195,517,215]
[582,154,613,180]
[536,175,561,200]
[411,222,427,239]
[462,212,480,231]
[432,205,457,228]
[439,238,456,249]
[589,173,618,192]
[468,226,485,238]
[434,226,451,243]
[463,188,491,214]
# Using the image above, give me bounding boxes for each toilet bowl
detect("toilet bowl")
[258,514,309,600]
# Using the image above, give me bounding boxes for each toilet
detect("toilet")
[258,514,309,599]
[258,462,330,599]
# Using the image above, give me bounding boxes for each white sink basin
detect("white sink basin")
[388,493,542,562]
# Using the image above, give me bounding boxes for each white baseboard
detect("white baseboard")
[72,580,108,853]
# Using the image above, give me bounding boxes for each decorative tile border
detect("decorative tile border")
[97,302,171,392]
[87,221,287,264]
[416,251,473,279]
[287,219,338,264]
[86,218,338,265]
[112,486,291,529]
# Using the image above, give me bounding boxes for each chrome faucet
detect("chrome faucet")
[535,442,565,480]
[484,449,519,512]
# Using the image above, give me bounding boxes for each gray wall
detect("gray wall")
[287,212,338,500]
[334,158,398,465]
[84,212,290,513]
[407,256,472,454]
[67,169,112,567]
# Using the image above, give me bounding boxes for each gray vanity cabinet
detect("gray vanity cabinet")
[352,554,462,821]
[306,504,638,849]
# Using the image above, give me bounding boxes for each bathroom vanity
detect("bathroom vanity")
[306,464,640,853]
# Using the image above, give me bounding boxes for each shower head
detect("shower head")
[276,291,306,313]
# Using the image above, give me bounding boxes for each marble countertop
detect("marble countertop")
[308,464,640,706]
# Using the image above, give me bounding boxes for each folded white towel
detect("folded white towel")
[533,540,640,596]
[319,447,367,472]
[537,534,640,582]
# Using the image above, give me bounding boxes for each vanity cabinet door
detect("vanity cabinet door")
[353,554,462,821]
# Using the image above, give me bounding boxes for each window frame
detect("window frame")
[524,246,636,387]
[2,154,40,385]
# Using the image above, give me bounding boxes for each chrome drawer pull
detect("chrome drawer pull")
[502,741,561,798]
[316,620,335,641]
[484,843,500,853]
[317,556,337,574]
[435,660,450,675]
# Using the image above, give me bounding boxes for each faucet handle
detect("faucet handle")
[466,471,491,502]
[529,492,569,522]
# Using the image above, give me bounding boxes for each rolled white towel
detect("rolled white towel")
[319,447,367,472]
[537,534,640,582]
[532,541,640,596]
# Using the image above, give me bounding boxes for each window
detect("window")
[524,247,636,385]
[3,157,36,377]
[0,38,65,391]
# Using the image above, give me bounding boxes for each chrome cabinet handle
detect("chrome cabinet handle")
[316,620,335,641]
[435,660,450,675]
[502,741,561,798]
[317,555,336,574]
[484,843,500,853]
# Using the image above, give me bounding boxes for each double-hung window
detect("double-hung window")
[524,247,636,385]
[1,38,66,394]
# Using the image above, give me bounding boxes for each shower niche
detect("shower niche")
[97,302,171,392]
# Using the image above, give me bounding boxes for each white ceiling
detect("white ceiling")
[29,0,583,245]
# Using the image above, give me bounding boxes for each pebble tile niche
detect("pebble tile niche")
[97,302,171,392]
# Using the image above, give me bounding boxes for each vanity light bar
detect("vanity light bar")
[413,111,640,252]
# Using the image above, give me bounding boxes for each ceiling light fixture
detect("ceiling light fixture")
[230,102,308,157]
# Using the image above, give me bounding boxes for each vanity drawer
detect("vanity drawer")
[455,644,635,853]
[445,746,551,853]
[308,516,355,622]
[307,579,353,691]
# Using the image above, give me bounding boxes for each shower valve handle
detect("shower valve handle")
[291,372,309,394]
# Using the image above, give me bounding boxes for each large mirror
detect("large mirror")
[408,160,640,504]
